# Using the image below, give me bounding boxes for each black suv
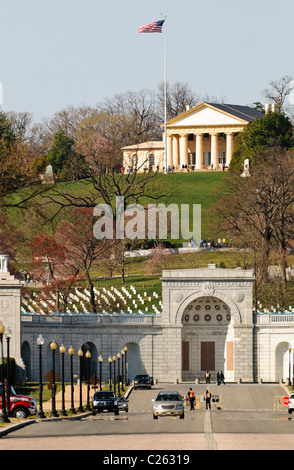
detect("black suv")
[133,374,152,390]
[92,391,119,415]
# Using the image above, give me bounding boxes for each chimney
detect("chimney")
[186,105,190,111]
[271,103,276,112]
[265,103,270,114]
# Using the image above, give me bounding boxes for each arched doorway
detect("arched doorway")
[181,296,233,381]
[21,341,31,381]
[275,342,291,383]
[126,342,145,381]
[81,342,97,381]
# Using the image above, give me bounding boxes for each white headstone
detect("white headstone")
[241,158,250,177]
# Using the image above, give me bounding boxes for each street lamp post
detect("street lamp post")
[0,322,9,423]
[292,348,294,392]
[121,349,125,391]
[50,340,58,417]
[108,356,112,391]
[78,348,84,412]
[37,334,45,419]
[117,353,121,396]
[5,327,12,415]
[124,345,128,385]
[98,355,103,391]
[112,355,117,395]
[68,346,76,414]
[59,344,67,416]
[85,350,91,411]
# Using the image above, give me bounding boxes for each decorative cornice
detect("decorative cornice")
[166,125,245,136]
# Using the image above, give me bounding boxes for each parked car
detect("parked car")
[0,383,37,418]
[152,391,184,419]
[133,374,152,390]
[117,396,128,412]
[92,391,119,415]
[288,394,294,413]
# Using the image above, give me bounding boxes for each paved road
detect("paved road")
[1,384,294,451]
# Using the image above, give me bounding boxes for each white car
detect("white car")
[152,391,184,419]
[288,394,294,414]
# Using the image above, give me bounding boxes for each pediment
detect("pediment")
[166,103,250,128]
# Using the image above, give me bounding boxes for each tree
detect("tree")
[261,75,294,113]
[55,208,111,312]
[230,111,294,172]
[146,243,173,275]
[0,210,24,274]
[29,234,80,312]
[214,147,294,287]
[97,88,161,148]
[46,130,78,177]
[157,81,200,121]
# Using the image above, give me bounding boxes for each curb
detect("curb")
[0,412,93,437]
[0,388,134,437]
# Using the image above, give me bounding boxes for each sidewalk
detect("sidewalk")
[42,384,91,412]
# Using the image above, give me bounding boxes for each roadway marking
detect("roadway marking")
[204,409,218,450]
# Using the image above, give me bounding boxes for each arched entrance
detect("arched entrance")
[81,342,97,381]
[181,296,234,381]
[21,341,31,381]
[126,342,145,381]
[275,342,291,383]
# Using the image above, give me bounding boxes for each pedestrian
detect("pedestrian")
[204,390,211,409]
[220,371,225,385]
[187,387,195,410]
[216,371,220,386]
[205,371,210,384]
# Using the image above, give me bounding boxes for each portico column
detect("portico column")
[173,135,180,167]
[211,132,219,170]
[179,134,188,168]
[167,135,173,168]
[226,133,233,167]
[195,133,203,170]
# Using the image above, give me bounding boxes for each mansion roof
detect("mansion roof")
[205,103,263,123]
[165,102,264,127]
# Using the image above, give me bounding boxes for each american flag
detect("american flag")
[137,20,165,33]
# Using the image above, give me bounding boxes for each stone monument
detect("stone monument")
[0,255,25,381]
[241,158,250,177]
[42,164,55,184]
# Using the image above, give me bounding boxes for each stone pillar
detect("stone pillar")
[0,255,25,380]
[0,255,9,273]
[211,133,219,170]
[195,133,204,170]
[173,135,180,168]
[179,134,188,168]
[167,135,173,168]
[226,133,234,167]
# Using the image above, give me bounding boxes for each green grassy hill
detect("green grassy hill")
[142,171,227,240]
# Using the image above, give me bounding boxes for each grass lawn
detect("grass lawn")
[7,171,227,242]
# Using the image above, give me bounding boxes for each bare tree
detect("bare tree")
[157,81,200,121]
[261,75,294,113]
[214,147,294,285]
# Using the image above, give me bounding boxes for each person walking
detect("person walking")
[216,371,220,386]
[204,390,211,410]
[188,387,195,410]
[220,371,225,385]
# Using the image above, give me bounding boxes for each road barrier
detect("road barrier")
[274,396,289,411]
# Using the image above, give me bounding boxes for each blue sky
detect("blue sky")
[1,0,293,122]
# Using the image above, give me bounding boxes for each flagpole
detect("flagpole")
[163,15,167,174]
